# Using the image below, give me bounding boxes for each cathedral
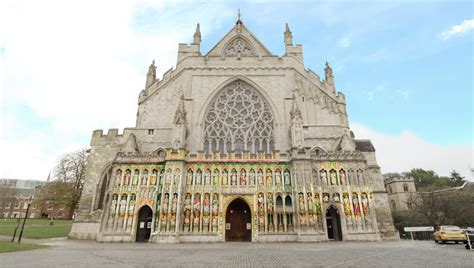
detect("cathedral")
[70,15,398,243]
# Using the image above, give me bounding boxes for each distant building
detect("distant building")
[384,176,416,211]
[0,178,69,219]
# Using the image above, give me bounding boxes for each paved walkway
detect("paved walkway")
[0,239,472,267]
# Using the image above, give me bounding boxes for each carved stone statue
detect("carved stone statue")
[204,170,211,185]
[290,96,304,149]
[115,170,122,186]
[172,95,187,149]
[284,170,291,185]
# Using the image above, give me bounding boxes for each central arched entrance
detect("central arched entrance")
[225,198,252,242]
[326,206,343,241]
[135,206,152,242]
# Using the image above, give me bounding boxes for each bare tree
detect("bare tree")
[0,186,18,218]
[407,190,474,227]
[37,148,89,219]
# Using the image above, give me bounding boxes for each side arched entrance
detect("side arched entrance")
[326,206,343,241]
[225,198,252,242]
[136,205,152,242]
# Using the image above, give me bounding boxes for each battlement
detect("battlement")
[90,128,135,146]
[177,43,201,63]
[384,176,415,184]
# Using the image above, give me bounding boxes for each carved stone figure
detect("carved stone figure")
[361,193,369,216]
[249,170,256,185]
[330,170,337,185]
[231,170,237,185]
[298,193,305,212]
[171,194,178,213]
[258,170,264,185]
[343,193,352,221]
[339,170,346,185]
[162,194,169,214]
[258,193,265,214]
[128,195,136,215]
[123,170,131,186]
[150,169,158,185]
[213,171,219,186]
[221,170,228,185]
[320,170,327,185]
[110,195,118,215]
[352,193,361,219]
[186,170,193,185]
[212,194,219,215]
[284,170,291,185]
[204,170,211,185]
[240,169,247,185]
[322,193,330,203]
[115,170,122,186]
[224,38,255,59]
[275,170,281,185]
[212,217,218,232]
[165,169,172,185]
[203,194,210,215]
[141,170,148,186]
[266,170,272,186]
[196,170,202,185]
[132,170,139,185]
[119,195,127,216]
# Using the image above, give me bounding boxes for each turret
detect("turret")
[284,22,293,45]
[193,23,201,45]
[324,61,336,93]
[145,60,157,89]
[284,23,303,62]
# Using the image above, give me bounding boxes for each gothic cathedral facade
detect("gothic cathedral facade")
[70,18,397,242]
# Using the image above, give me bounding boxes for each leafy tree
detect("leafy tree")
[407,168,453,191]
[449,170,465,187]
[37,148,89,219]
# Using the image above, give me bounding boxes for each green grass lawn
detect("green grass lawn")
[0,240,48,253]
[0,219,72,239]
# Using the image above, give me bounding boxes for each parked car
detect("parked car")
[433,225,467,244]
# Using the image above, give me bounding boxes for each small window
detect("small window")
[390,200,396,210]
[388,185,392,194]
[148,129,154,135]
[403,184,409,192]
[407,201,412,210]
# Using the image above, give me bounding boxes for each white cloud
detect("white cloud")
[351,123,473,180]
[439,19,474,40]
[0,0,233,179]
[338,36,352,48]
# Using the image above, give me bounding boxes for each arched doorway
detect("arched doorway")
[326,206,342,241]
[225,198,251,242]
[136,206,152,242]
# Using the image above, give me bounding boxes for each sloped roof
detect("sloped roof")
[205,20,273,57]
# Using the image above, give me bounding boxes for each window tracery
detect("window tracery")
[204,80,274,154]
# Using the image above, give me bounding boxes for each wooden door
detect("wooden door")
[225,198,251,242]
[136,206,152,242]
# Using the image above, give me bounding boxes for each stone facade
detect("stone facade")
[70,17,398,242]
[384,176,416,211]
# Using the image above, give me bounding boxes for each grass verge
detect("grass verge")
[0,219,72,239]
[0,240,48,253]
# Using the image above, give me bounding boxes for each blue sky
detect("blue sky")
[0,0,472,180]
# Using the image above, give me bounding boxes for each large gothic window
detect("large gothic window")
[204,80,274,154]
